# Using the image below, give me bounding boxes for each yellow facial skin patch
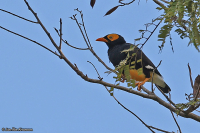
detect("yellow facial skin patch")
[107,34,119,42]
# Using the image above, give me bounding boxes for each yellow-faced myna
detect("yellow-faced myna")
[96,33,171,93]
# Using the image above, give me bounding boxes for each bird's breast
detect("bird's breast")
[129,69,146,81]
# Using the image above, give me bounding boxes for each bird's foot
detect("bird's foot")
[135,78,150,91]
[135,82,142,91]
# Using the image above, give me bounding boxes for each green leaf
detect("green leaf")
[110,86,114,92]
[134,38,142,41]
[137,68,143,75]
[175,29,188,39]
[138,30,145,33]
[124,65,130,82]
[127,82,131,87]
[131,79,136,88]
[156,7,163,10]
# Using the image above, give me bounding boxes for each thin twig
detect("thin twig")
[54,27,89,50]
[104,86,155,133]
[188,63,194,88]
[72,12,116,74]
[151,60,162,93]
[170,111,182,133]
[0,9,38,23]
[119,0,136,5]
[149,126,174,133]
[72,14,91,49]
[140,19,162,49]
[0,26,59,57]
[87,61,103,80]
[63,40,89,50]
[75,8,92,48]
[24,0,59,51]
[185,68,200,114]
[59,18,63,49]
[169,33,174,52]
[185,85,200,114]
[155,85,176,107]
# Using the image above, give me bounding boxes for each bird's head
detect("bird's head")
[96,33,126,48]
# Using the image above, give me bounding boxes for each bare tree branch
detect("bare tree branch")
[88,61,156,133]
[155,85,176,107]
[119,0,136,5]
[0,8,38,23]
[59,18,63,50]
[170,111,182,133]
[87,61,103,80]
[149,126,174,133]
[105,87,156,133]
[151,60,162,93]
[54,27,89,50]
[71,12,117,74]
[72,14,91,49]
[0,25,59,57]
[185,75,200,114]
[140,19,162,49]
[63,40,89,50]
[188,63,194,88]
[24,0,61,56]
[75,8,92,48]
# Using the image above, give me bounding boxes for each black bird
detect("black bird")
[96,33,171,93]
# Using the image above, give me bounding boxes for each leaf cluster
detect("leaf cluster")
[158,0,200,51]
[175,98,200,114]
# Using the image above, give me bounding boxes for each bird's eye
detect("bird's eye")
[107,34,119,41]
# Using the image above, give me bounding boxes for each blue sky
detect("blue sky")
[0,0,200,133]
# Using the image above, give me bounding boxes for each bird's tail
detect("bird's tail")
[155,83,171,93]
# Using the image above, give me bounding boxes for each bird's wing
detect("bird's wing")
[122,43,162,77]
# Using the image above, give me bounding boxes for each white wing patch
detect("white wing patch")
[145,65,154,69]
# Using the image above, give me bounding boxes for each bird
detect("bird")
[96,33,171,93]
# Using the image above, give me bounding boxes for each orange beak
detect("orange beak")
[96,37,108,43]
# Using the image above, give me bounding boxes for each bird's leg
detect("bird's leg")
[135,78,150,91]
